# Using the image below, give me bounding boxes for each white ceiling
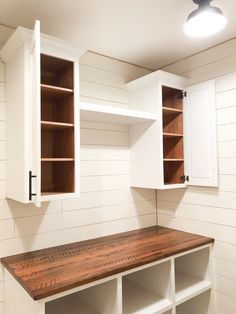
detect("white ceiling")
[0,0,236,69]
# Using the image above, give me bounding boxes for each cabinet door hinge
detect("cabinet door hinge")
[29,171,37,201]
[178,91,187,99]
[180,175,189,182]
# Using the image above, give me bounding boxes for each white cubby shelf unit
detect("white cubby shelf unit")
[4,244,214,314]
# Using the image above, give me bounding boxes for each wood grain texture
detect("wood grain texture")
[1,226,214,301]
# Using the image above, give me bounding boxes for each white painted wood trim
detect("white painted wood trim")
[31,20,41,207]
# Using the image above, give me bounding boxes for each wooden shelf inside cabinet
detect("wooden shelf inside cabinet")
[163,133,183,138]
[164,159,184,162]
[163,107,182,115]
[41,158,74,161]
[41,121,74,130]
[41,84,73,96]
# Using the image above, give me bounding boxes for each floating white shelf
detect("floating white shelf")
[175,271,211,305]
[80,102,158,125]
[123,278,172,314]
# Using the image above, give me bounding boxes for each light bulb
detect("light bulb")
[185,3,227,37]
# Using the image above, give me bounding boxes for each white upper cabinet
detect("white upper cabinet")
[127,71,218,189]
[1,21,86,206]
[184,80,218,187]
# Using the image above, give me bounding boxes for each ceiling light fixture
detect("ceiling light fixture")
[184,0,227,37]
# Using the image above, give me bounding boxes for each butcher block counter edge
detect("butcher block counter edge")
[1,226,214,301]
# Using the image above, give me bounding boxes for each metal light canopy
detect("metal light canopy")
[184,0,227,37]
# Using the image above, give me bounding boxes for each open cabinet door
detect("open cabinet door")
[184,80,218,187]
[30,20,41,206]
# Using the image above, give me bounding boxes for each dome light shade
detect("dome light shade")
[184,0,227,37]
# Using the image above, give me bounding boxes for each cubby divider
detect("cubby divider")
[122,261,172,314]
[174,247,211,304]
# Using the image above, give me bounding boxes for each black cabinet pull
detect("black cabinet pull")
[29,171,37,200]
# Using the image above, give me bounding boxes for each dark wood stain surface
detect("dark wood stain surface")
[1,226,214,300]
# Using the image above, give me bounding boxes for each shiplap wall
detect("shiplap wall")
[0,25,156,314]
[159,39,236,314]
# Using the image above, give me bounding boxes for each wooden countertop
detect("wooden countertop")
[1,226,214,300]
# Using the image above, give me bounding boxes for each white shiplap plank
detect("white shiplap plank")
[0,219,14,240]
[80,80,128,104]
[219,158,236,175]
[80,120,129,132]
[0,215,156,258]
[0,83,5,102]
[0,199,62,220]
[157,200,236,227]
[215,274,236,299]
[0,265,2,281]
[80,95,129,109]
[0,122,5,140]
[215,291,236,314]
[81,145,129,161]
[80,160,129,176]
[80,176,101,193]
[0,282,3,302]
[157,188,236,210]
[217,107,236,125]
[216,72,236,93]
[62,188,155,212]
[0,63,5,83]
[184,54,236,86]
[214,241,236,263]
[158,214,236,244]
[0,102,5,121]
[214,258,236,281]
[0,302,3,314]
[80,51,150,79]
[163,38,236,75]
[219,175,236,192]
[218,141,236,158]
[218,124,236,142]
[62,200,156,229]
[80,64,130,89]
[81,128,129,146]
[0,181,5,200]
[14,213,64,237]
[216,89,236,109]
[0,161,5,179]
[100,175,130,190]
[0,141,5,160]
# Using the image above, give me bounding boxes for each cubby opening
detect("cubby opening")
[41,54,74,89]
[41,92,74,124]
[164,161,184,185]
[163,137,183,160]
[175,248,211,303]
[162,85,184,185]
[122,261,172,314]
[41,128,74,159]
[40,54,75,197]
[45,279,118,314]
[163,112,183,135]
[162,86,183,110]
[176,290,211,314]
[41,161,74,194]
